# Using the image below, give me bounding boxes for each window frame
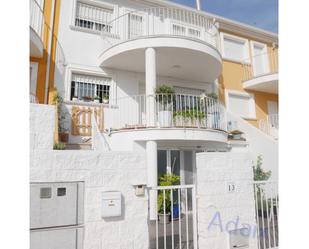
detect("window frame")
[65,65,116,105]
[225,90,256,119]
[250,40,270,76]
[70,0,118,36]
[220,32,250,64]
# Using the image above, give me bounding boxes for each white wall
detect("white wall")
[30,149,148,249]
[227,111,278,180]
[196,152,258,249]
[30,104,55,150]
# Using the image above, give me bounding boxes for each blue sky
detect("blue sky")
[170,0,278,33]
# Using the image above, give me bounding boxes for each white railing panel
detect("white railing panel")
[242,50,278,82]
[30,0,44,40]
[253,181,278,249]
[149,185,197,249]
[107,94,227,131]
[102,7,220,51]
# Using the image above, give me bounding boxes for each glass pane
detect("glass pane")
[170,150,180,178]
[157,150,167,180]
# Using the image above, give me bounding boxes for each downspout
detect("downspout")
[44,0,56,104]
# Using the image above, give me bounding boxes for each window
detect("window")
[226,90,256,119]
[221,33,249,62]
[75,1,113,32]
[70,73,111,103]
[250,41,269,76]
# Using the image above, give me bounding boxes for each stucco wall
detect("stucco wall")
[30,150,148,249]
[30,104,56,150]
[196,152,258,249]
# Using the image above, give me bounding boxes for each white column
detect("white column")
[196,0,201,10]
[145,47,156,127]
[147,140,157,220]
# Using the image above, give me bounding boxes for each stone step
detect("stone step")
[65,143,92,150]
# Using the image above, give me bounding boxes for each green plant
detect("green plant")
[155,85,175,95]
[155,85,175,109]
[173,108,206,120]
[53,143,66,150]
[94,95,100,100]
[206,92,218,100]
[157,173,180,214]
[253,155,271,181]
[52,90,69,133]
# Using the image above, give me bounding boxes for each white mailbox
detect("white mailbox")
[101,191,122,218]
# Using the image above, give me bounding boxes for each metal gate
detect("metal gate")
[253,181,279,249]
[149,185,198,249]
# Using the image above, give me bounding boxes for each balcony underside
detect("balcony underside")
[243,73,278,94]
[109,128,228,146]
[30,27,43,58]
[99,36,222,83]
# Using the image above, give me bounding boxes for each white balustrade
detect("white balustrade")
[30,0,45,40]
[253,181,278,249]
[101,7,220,50]
[107,94,227,131]
[243,50,278,82]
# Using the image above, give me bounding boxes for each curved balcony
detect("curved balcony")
[242,50,278,94]
[99,8,222,83]
[30,0,45,57]
[104,93,228,144]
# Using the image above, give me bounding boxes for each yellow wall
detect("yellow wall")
[30,0,61,104]
[219,30,278,127]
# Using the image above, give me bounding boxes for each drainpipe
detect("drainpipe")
[196,0,201,10]
[44,0,56,104]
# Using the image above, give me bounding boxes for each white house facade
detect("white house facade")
[30,1,278,249]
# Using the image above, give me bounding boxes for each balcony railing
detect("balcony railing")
[106,94,227,131]
[30,93,38,103]
[242,50,278,82]
[101,7,220,50]
[259,114,278,139]
[30,0,45,40]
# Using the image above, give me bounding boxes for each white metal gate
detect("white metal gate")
[253,181,279,249]
[149,185,198,249]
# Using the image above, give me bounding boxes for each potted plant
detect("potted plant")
[102,94,109,104]
[83,96,92,102]
[94,95,100,103]
[155,85,175,127]
[229,130,244,140]
[174,108,206,127]
[157,173,180,223]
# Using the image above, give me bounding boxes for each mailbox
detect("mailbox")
[101,191,122,218]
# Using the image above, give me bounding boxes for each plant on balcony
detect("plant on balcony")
[157,173,180,223]
[173,108,206,127]
[206,92,218,100]
[155,85,175,127]
[94,95,100,103]
[102,94,109,104]
[228,129,244,140]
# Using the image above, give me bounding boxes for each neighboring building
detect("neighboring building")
[29,1,278,249]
